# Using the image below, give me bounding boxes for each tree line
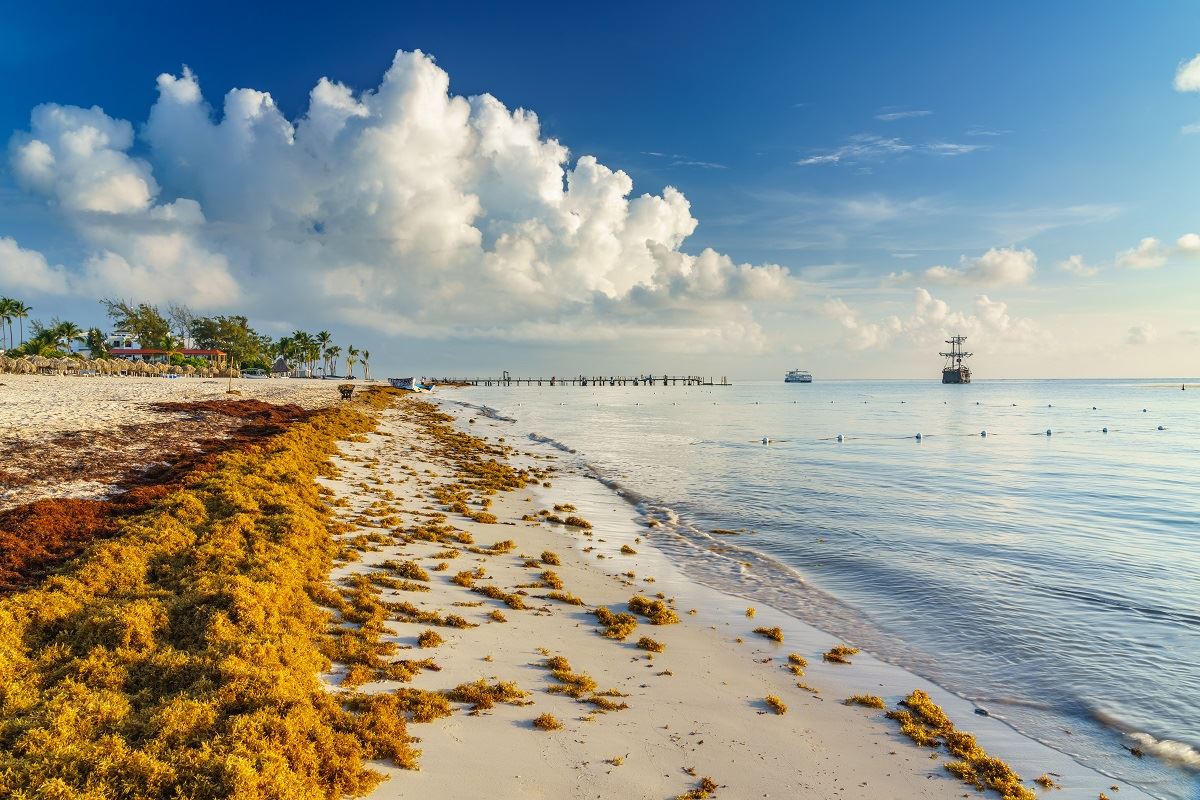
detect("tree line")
[0,296,370,378]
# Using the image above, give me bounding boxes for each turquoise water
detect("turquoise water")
[446,379,1199,800]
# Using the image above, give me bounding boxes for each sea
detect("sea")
[442,378,1199,800]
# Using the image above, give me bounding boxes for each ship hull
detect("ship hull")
[942,367,971,384]
[784,376,813,383]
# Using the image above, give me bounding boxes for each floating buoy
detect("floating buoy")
[1102,427,1109,433]
[980,430,987,437]
[1092,406,1097,410]
[976,401,980,405]
[1012,403,1017,407]
[915,433,923,441]
[1045,429,1052,436]
[1048,404,1052,407]
[1157,425,1165,431]
[836,433,844,442]
[1143,408,1148,412]
[762,437,771,444]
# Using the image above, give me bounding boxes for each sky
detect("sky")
[1,1,1198,379]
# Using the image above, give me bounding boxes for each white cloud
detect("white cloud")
[925,142,984,156]
[1174,54,1200,92]
[1115,237,1168,269]
[966,126,1009,137]
[820,297,901,350]
[876,109,932,121]
[797,134,912,166]
[796,134,985,166]
[1127,323,1157,345]
[9,104,158,214]
[881,270,912,287]
[823,287,1037,352]
[923,247,1036,287]
[0,237,71,294]
[1057,254,1099,277]
[1177,233,1200,254]
[1181,121,1200,135]
[6,50,792,350]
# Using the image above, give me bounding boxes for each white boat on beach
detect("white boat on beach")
[241,369,268,379]
[785,368,813,383]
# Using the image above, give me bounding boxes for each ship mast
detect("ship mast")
[939,335,972,369]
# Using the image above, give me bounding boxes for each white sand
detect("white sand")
[320,399,1147,800]
[0,374,343,436]
[0,374,350,506]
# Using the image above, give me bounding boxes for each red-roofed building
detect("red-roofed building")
[109,348,227,366]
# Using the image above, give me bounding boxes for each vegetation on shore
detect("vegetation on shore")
[0,294,368,376]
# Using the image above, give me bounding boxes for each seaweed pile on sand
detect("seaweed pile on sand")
[0,399,311,594]
[885,689,1040,800]
[0,388,424,799]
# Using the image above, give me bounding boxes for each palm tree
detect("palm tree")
[361,350,371,381]
[14,301,30,346]
[315,330,332,376]
[346,345,359,379]
[0,298,16,351]
[291,330,313,375]
[325,345,342,376]
[53,320,84,355]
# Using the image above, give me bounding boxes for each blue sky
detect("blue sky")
[1,1,1198,377]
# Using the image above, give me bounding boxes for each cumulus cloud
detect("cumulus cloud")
[1177,233,1200,255]
[1057,254,1098,277]
[1175,54,1200,92]
[6,50,791,348]
[923,247,1036,287]
[822,287,1037,352]
[9,104,158,213]
[1127,323,1157,345]
[1115,237,1168,269]
[820,297,901,350]
[0,237,71,294]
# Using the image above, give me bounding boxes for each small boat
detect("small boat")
[785,368,813,383]
[389,377,418,391]
[241,369,269,379]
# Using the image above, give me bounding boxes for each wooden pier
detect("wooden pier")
[436,373,731,387]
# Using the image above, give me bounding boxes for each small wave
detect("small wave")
[1092,708,1200,771]
[1127,733,1200,771]
[527,432,575,453]
[441,398,517,422]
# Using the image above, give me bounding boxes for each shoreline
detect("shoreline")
[424,391,1163,800]
[319,394,1149,800]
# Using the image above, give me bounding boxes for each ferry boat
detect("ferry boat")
[785,368,813,383]
[940,335,972,384]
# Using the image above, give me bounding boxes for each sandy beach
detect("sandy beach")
[0,377,1151,800]
[317,394,1147,800]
